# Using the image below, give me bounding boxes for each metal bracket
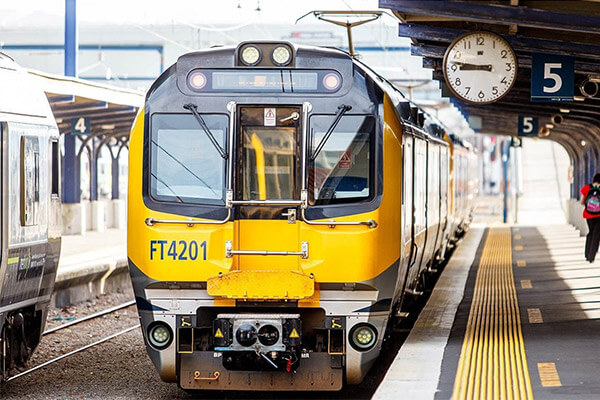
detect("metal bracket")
[282,208,297,224]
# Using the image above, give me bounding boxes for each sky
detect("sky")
[0,0,395,28]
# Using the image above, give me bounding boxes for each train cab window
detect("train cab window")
[309,115,374,205]
[149,113,228,204]
[240,107,298,200]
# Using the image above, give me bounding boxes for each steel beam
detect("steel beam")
[380,0,600,34]
[398,23,600,61]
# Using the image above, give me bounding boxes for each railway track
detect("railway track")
[6,300,139,382]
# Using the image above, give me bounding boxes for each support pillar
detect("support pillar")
[61,0,86,234]
[111,155,119,200]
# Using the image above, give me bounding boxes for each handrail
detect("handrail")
[145,208,231,227]
[300,207,377,228]
[228,199,303,207]
[225,241,308,259]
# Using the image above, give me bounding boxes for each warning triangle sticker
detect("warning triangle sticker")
[215,328,224,338]
[289,328,300,338]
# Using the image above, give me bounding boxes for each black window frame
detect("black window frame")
[147,112,229,207]
[308,113,377,207]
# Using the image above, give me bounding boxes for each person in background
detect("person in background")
[581,173,600,262]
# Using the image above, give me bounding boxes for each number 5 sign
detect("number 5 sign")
[518,116,538,137]
[531,53,574,102]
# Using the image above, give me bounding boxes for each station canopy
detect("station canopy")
[28,69,144,147]
[379,0,600,165]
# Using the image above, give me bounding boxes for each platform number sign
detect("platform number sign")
[71,117,91,136]
[518,116,538,137]
[531,53,574,102]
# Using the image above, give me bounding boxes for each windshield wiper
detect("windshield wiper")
[151,139,219,197]
[310,104,352,161]
[151,172,186,203]
[183,103,227,159]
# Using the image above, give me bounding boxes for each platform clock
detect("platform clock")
[443,31,517,104]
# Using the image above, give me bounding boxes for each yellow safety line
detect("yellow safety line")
[452,228,534,400]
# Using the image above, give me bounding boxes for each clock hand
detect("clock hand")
[451,62,493,72]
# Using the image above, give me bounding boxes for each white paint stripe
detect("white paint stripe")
[373,228,485,400]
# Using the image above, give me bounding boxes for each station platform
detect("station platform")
[375,224,600,400]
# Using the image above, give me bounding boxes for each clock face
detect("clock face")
[443,31,517,104]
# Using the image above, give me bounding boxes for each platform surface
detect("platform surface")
[375,224,600,399]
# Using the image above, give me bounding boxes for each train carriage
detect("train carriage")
[0,53,62,379]
[127,42,476,391]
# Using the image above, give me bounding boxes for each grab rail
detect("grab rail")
[225,241,308,259]
[299,190,377,228]
[145,208,231,227]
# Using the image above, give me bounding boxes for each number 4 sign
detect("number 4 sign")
[518,116,538,137]
[531,53,574,102]
[71,117,91,135]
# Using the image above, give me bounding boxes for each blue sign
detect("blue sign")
[531,53,574,102]
[71,117,91,136]
[518,116,538,137]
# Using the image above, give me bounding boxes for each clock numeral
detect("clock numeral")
[455,77,461,86]
[501,76,508,85]
[492,86,499,96]
[493,40,496,49]
[478,90,485,99]
[476,36,484,46]
[505,63,512,71]
[465,87,471,95]
[501,50,508,59]
[451,63,458,72]
[453,51,462,59]
[463,41,471,50]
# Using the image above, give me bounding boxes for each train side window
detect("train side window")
[309,115,375,205]
[51,139,59,197]
[20,136,40,226]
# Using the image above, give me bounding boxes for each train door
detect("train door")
[234,106,302,271]
[437,146,450,260]
[396,132,413,302]
[407,137,427,290]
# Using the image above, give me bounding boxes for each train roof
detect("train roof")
[0,53,55,123]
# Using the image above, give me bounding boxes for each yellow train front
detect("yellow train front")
[127,41,471,391]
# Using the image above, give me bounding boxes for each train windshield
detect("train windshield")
[309,115,375,205]
[150,113,228,204]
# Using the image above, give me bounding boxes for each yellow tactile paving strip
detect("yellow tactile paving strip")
[452,228,534,400]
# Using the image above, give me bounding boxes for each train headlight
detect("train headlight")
[188,71,207,90]
[236,324,258,346]
[349,324,377,351]
[271,45,291,66]
[323,72,341,91]
[240,45,261,66]
[148,322,173,350]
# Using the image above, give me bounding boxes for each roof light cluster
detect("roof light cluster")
[239,43,293,67]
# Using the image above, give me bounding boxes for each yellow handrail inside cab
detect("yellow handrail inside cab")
[250,133,266,200]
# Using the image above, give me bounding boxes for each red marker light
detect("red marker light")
[188,72,207,90]
[323,73,341,91]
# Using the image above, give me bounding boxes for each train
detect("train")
[127,41,479,391]
[0,53,62,379]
